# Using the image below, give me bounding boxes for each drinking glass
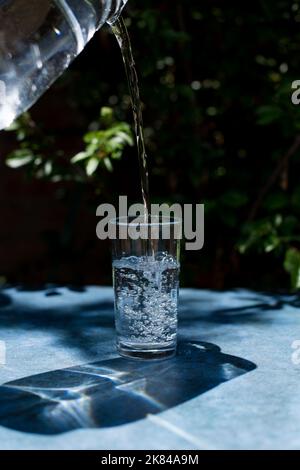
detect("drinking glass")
[110,215,181,360]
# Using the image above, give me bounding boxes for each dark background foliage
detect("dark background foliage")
[1,0,300,289]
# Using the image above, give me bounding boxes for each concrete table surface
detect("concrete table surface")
[0,286,299,450]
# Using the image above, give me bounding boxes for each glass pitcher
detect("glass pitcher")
[0,0,128,130]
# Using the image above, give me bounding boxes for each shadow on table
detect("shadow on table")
[0,341,256,435]
[0,289,115,358]
[0,288,296,359]
[0,293,11,308]
[179,290,298,326]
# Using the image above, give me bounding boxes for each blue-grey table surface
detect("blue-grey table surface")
[0,286,299,450]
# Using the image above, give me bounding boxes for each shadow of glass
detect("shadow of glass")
[0,341,256,435]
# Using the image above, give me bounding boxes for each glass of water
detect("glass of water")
[110,216,181,360]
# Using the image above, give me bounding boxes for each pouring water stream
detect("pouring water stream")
[111,17,151,219]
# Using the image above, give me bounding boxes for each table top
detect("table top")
[0,286,299,450]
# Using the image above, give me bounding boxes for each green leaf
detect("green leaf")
[284,248,300,289]
[103,158,113,172]
[256,105,282,125]
[100,106,114,125]
[83,131,103,144]
[110,131,134,147]
[238,219,274,254]
[263,234,280,253]
[44,161,53,176]
[71,151,90,163]
[86,157,100,176]
[6,150,34,168]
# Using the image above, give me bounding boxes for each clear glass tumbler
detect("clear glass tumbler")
[111,216,181,360]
